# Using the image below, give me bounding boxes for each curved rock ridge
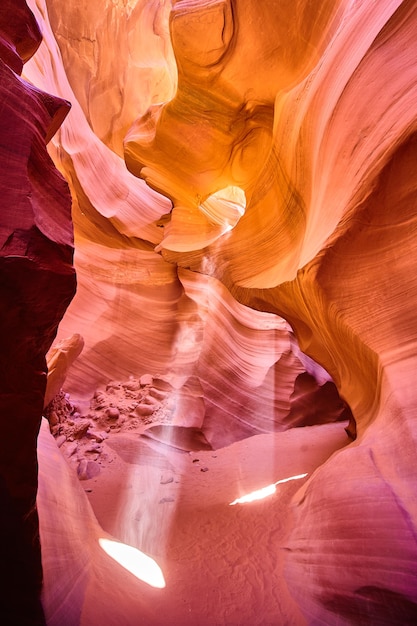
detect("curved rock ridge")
[24,0,173,246]
[0,1,76,623]
[126,0,417,428]
[0,0,41,73]
[124,0,345,262]
[177,269,350,448]
[40,0,177,157]
[51,258,349,450]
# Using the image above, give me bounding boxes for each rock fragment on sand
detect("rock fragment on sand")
[106,407,120,420]
[85,443,102,454]
[88,430,108,443]
[65,442,78,458]
[72,419,91,438]
[55,435,66,448]
[48,410,59,426]
[122,378,140,391]
[135,404,154,417]
[139,374,153,386]
[160,472,174,484]
[77,460,101,480]
[143,395,160,407]
[149,387,167,402]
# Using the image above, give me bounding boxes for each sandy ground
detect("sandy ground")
[37,418,350,626]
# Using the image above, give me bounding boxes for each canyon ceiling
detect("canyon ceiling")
[1,0,417,624]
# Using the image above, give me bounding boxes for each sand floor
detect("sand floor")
[37,418,350,625]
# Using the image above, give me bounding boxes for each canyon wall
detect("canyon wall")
[0,1,76,623]
[125,1,417,622]
[5,0,417,623]
[23,0,343,449]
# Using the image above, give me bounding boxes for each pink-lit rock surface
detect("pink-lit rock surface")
[5,0,417,624]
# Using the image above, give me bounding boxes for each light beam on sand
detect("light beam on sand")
[229,473,308,505]
[99,538,166,588]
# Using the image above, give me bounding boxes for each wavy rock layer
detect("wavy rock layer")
[38,418,350,626]
[22,0,343,450]
[0,1,76,623]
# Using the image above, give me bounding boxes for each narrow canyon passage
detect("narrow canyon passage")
[2,1,417,624]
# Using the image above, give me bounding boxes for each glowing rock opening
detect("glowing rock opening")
[99,538,166,589]
[200,185,246,231]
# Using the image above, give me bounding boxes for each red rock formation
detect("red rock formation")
[0,2,75,623]
[16,0,417,624]
[44,334,84,409]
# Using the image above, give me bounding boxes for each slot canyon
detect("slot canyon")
[1,0,417,624]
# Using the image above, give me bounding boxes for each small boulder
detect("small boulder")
[55,435,66,448]
[77,460,101,481]
[143,395,160,407]
[139,374,153,386]
[72,419,91,438]
[85,443,102,454]
[149,387,167,402]
[88,430,109,443]
[135,404,154,417]
[64,442,78,458]
[106,407,120,420]
[123,378,140,391]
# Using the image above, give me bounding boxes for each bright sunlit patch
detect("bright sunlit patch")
[99,538,166,588]
[274,472,308,485]
[230,483,276,505]
[229,473,308,505]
